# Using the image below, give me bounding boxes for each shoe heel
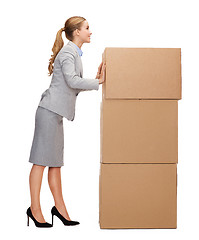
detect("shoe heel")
[27,215,29,226]
[52,214,54,226]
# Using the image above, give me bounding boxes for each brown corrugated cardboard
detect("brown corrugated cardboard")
[100,99,178,163]
[99,163,177,229]
[102,48,181,99]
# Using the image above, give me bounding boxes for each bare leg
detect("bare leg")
[29,164,46,223]
[48,167,71,221]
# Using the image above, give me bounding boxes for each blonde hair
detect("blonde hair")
[48,16,86,76]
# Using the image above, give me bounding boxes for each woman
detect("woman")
[27,16,106,228]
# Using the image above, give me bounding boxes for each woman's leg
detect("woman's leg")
[48,167,71,221]
[29,164,46,223]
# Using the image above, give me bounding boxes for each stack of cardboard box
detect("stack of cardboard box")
[99,48,182,229]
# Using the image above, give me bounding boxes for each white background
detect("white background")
[0,0,198,239]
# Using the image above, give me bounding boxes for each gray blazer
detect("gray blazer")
[38,40,99,121]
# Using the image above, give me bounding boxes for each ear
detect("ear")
[76,28,80,36]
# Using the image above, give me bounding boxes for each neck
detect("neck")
[71,39,83,49]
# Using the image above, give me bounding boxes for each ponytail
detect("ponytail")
[48,27,65,76]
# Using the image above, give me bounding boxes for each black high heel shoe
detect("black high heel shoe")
[51,206,80,226]
[26,207,52,228]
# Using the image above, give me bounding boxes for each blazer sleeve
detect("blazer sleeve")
[59,50,99,90]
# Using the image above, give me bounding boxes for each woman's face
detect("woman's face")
[78,20,92,43]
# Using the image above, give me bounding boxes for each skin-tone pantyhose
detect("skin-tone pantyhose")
[29,165,71,222]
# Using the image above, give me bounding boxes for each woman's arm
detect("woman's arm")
[59,51,99,90]
[78,62,104,92]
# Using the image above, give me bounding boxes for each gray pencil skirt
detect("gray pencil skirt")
[29,106,64,167]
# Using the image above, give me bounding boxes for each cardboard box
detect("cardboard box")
[99,163,177,229]
[100,99,178,163]
[102,48,181,99]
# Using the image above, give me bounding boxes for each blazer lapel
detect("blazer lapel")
[67,41,83,77]
[79,58,83,77]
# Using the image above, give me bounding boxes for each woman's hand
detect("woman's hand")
[96,61,106,84]
[99,63,106,84]
[96,61,103,79]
